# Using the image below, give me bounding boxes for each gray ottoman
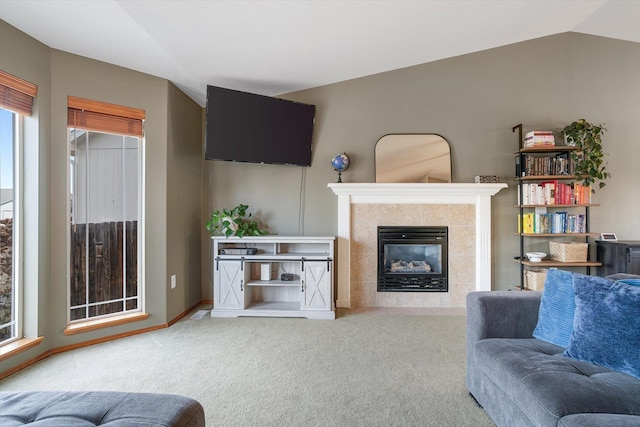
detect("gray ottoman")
[0,391,205,426]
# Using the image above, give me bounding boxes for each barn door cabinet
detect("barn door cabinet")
[214,261,250,309]
[211,235,335,319]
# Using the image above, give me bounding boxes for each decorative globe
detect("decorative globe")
[331,153,350,172]
[331,153,350,183]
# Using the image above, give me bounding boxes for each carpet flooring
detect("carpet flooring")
[0,307,494,426]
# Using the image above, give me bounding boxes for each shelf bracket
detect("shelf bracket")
[512,123,523,150]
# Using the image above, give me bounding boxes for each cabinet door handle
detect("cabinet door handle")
[301,279,304,292]
[240,280,244,292]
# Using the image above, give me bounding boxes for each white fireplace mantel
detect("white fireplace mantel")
[328,182,507,308]
[328,182,507,201]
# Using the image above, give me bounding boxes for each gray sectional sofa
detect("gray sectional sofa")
[466,290,640,426]
[0,391,205,426]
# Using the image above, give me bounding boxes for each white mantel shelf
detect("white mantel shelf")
[328,182,507,201]
[327,182,507,308]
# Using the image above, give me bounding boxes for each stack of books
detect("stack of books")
[474,175,500,183]
[523,131,555,148]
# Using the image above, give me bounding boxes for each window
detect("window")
[67,97,144,322]
[0,70,35,346]
[0,108,18,344]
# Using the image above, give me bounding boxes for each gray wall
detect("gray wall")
[202,32,640,297]
[1,19,203,373]
[49,50,172,347]
[166,83,203,320]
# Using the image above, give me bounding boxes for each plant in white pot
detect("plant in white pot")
[562,118,610,189]
[205,204,268,238]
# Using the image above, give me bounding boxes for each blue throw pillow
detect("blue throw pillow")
[564,275,640,379]
[532,269,576,347]
[619,278,640,287]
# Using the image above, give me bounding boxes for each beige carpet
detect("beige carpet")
[0,307,493,426]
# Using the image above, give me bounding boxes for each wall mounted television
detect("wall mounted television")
[205,85,316,166]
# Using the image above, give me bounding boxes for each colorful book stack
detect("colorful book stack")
[523,131,555,148]
[517,212,586,234]
[518,181,591,205]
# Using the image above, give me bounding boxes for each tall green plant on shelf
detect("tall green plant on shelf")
[205,204,268,238]
[562,119,610,190]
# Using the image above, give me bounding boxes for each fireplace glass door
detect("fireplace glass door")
[378,226,448,292]
[384,244,442,275]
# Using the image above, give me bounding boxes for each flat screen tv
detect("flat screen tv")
[205,85,316,166]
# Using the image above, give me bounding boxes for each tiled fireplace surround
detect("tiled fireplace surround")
[328,183,507,308]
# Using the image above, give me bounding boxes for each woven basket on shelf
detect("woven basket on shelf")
[525,268,547,291]
[549,241,588,262]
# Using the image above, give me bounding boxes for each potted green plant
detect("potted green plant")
[205,204,268,238]
[562,119,610,189]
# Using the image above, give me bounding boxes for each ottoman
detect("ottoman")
[0,391,205,426]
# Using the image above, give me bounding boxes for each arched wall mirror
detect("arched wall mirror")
[375,134,452,183]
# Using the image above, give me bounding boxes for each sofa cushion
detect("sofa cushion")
[564,274,640,379]
[532,269,576,347]
[475,338,640,426]
[559,413,640,427]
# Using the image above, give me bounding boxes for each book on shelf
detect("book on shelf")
[523,131,555,148]
[474,175,500,183]
[541,180,556,204]
[515,155,522,177]
[556,181,570,204]
[525,131,554,139]
[573,182,592,204]
[554,152,571,175]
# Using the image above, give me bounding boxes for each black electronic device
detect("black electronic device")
[281,273,294,281]
[600,233,618,241]
[219,248,258,255]
[205,85,316,167]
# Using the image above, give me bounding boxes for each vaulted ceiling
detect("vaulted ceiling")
[2,0,639,106]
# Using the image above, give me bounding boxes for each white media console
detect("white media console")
[211,235,335,320]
